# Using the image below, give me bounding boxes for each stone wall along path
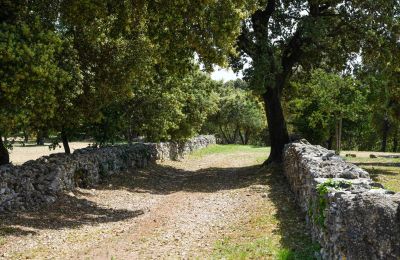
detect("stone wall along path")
[283,140,400,259]
[0,135,216,213]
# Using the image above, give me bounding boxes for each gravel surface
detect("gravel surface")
[9,142,91,165]
[0,151,277,259]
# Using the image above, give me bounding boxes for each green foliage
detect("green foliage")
[0,0,255,162]
[85,69,219,144]
[204,80,267,145]
[0,16,75,137]
[313,179,352,227]
[288,69,368,146]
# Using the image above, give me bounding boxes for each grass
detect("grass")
[212,166,319,260]
[344,152,400,192]
[190,144,270,158]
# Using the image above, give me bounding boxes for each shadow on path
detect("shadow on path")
[99,164,267,195]
[0,161,315,258]
[0,195,144,237]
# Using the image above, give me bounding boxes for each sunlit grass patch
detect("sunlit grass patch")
[212,166,318,260]
[345,155,400,192]
[190,144,270,158]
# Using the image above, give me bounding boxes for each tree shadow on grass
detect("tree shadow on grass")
[354,162,400,167]
[361,168,399,184]
[263,166,319,259]
[0,194,144,237]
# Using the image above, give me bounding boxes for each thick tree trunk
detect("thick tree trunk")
[0,136,10,165]
[262,87,289,164]
[381,117,390,152]
[61,130,71,154]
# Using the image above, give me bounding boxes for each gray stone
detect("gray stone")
[0,135,215,213]
[284,140,400,259]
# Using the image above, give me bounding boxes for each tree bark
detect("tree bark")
[61,130,71,154]
[0,136,10,165]
[262,87,289,164]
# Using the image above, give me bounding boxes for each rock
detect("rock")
[283,140,400,259]
[0,135,216,213]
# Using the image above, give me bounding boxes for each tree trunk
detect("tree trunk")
[335,117,342,155]
[238,128,245,145]
[36,131,45,145]
[393,128,398,153]
[0,136,10,165]
[61,130,71,154]
[233,125,239,144]
[327,131,334,150]
[23,131,29,146]
[381,117,390,152]
[244,129,250,145]
[219,125,229,144]
[262,87,289,164]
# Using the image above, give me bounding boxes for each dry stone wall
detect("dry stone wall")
[283,140,400,260]
[0,135,215,213]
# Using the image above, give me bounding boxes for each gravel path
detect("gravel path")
[0,151,283,259]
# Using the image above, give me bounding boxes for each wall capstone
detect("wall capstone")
[283,139,400,260]
[0,135,215,213]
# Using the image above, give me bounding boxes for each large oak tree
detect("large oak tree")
[233,0,399,163]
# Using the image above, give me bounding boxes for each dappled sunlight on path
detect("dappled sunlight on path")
[0,146,315,259]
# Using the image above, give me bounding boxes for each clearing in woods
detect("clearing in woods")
[0,145,317,259]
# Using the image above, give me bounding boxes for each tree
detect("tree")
[86,68,219,145]
[0,0,255,164]
[233,0,399,163]
[289,69,368,154]
[357,63,400,152]
[204,80,267,145]
[0,15,73,164]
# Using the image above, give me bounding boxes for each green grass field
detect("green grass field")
[345,154,400,192]
[190,144,270,157]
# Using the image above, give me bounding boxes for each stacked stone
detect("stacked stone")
[0,135,215,213]
[283,140,400,259]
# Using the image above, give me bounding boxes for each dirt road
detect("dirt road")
[0,148,312,259]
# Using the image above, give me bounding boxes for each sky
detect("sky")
[210,67,242,82]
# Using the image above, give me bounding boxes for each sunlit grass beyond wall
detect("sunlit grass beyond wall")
[190,144,270,164]
[345,155,400,192]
